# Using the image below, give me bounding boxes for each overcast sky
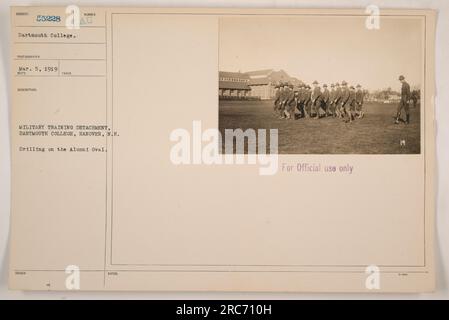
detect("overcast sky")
[219,16,423,91]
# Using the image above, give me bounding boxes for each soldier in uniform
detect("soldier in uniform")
[311,80,322,119]
[298,84,308,118]
[345,86,357,123]
[340,81,350,121]
[411,89,419,108]
[285,86,300,120]
[321,84,330,117]
[273,83,282,116]
[278,82,290,119]
[355,84,365,119]
[296,84,304,118]
[304,85,312,117]
[329,83,336,117]
[395,75,411,124]
[333,82,343,118]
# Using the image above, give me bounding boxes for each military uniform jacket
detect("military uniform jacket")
[304,90,312,104]
[348,91,356,105]
[356,90,364,104]
[334,87,342,102]
[401,81,411,102]
[329,89,336,102]
[274,89,282,104]
[322,89,330,103]
[299,88,307,103]
[311,87,322,105]
[281,88,291,103]
[340,87,350,105]
[286,91,298,106]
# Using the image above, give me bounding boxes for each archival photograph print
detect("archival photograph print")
[218,15,424,154]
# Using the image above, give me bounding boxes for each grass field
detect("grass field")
[219,100,421,154]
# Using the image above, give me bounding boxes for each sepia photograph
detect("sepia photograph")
[218,16,424,154]
[4,4,440,296]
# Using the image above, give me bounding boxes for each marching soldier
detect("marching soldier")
[321,84,330,116]
[278,82,290,119]
[304,85,312,117]
[296,84,304,118]
[273,83,282,115]
[395,75,411,124]
[311,80,322,119]
[355,84,364,119]
[340,81,350,121]
[334,82,343,118]
[298,84,309,118]
[285,86,300,120]
[329,83,336,116]
[345,86,357,123]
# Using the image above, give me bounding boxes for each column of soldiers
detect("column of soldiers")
[273,81,365,123]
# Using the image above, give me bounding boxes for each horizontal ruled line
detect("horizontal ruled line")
[15,75,105,77]
[14,58,105,61]
[13,269,430,274]
[15,25,106,28]
[14,42,106,45]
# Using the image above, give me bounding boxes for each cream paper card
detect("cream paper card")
[9,7,436,292]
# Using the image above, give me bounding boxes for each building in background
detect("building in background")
[218,71,251,99]
[219,69,301,100]
[246,69,293,100]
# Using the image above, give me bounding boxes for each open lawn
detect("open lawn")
[219,100,421,154]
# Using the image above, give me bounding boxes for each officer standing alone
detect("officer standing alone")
[395,75,411,124]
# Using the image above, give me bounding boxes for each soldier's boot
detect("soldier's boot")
[394,112,401,124]
[278,105,285,119]
[315,107,320,119]
[339,108,344,119]
[346,110,351,123]
[346,110,353,123]
[406,114,410,124]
